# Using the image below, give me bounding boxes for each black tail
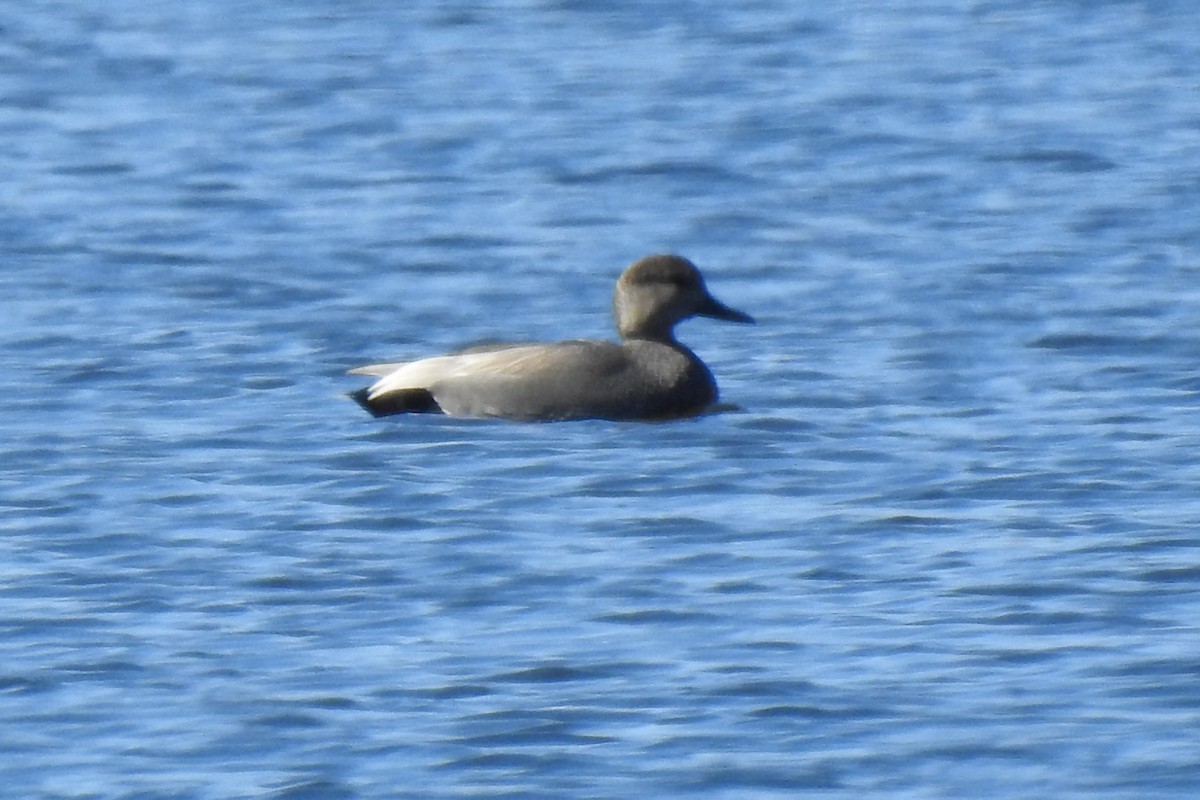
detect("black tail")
[348,387,442,417]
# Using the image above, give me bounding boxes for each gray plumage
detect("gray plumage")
[348,254,753,421]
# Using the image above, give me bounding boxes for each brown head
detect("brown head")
[612,254,754,341]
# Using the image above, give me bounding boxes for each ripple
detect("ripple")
[3,2,1199,799]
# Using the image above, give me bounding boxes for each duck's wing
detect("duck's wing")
[358,341,635,420]
[347,341,533,377]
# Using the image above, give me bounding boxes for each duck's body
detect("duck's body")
[348,254,753,421]
[350,338,719,421]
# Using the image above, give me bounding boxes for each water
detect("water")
[3,1,1200,797]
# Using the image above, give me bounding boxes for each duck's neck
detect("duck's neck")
[618,320,679,344]
[614,289,685,343]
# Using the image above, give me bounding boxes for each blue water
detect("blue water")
[3,1,1200,797]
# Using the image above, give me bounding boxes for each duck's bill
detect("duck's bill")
[698,295,755,324]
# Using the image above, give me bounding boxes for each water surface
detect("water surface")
[3,1,1200,797]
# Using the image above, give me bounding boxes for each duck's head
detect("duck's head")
[613,254,754,341]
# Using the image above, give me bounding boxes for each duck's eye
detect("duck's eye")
[660,270,691,288]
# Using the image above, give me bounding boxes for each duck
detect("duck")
[348,254,753,421]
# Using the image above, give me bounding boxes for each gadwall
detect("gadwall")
[348,254,753,421]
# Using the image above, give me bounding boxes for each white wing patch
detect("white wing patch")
[346,362,408,377]
[361,346,557,401]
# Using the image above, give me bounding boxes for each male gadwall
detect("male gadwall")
[348,254,753,421]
